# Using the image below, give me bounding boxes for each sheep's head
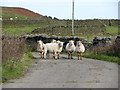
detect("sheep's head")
[77,41,82,46]
[58,41,64,47]
[37,40,43,46]
[56,40,61,43]
[69,40,74,46]
[51,39,57,43]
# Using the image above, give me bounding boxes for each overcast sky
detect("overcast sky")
[1,0,119,19]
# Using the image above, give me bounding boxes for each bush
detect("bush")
[88,39,120,57]
[2,35,35,82]
[2,35,25,63]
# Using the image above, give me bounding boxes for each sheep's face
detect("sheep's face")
[51,39,57,43]
[37,40,43,46]
[77,41,82,46]
[58,42,64,47]
[56,40,61,43]
[69,40,74,46]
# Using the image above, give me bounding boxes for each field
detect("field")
[2,25,43,36]
[106,26,118,35]
[2,7,42,19]
[2,25,118,43]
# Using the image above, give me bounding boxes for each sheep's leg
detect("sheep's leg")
[80,52,82,60]
[40,52,44,59]
[47,52,50,59]
[40,52,42,59]
[44,49,47,59]
[53,52,55,59]
[78,52,79,60]
[57,53,59,59]
[68,52,70,59]
[44,53,47,59]
[71,52,73,59]
[42,52,44,59]
[54,52,58,60]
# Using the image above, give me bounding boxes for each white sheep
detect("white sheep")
[56,41,64,59]
[65,40,75,59]
[43,41,64,59]
[10,18,13,20]
[37,40,44,58]
[75,41,85,60]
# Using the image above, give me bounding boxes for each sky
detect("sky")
[1,0,119,19]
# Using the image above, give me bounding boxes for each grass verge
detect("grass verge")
[61,52,119,64]
[2,52,34,83]
[83,53,119,64]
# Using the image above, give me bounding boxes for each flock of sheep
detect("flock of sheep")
[37,39,85,60]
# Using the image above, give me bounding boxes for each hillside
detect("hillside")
[2,7,42,19]
[2,7,119,36]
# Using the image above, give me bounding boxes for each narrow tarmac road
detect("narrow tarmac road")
[3,52,118,88]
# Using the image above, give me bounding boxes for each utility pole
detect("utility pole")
[72,0,74,36]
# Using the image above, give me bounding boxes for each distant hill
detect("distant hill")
[2,7,42,19]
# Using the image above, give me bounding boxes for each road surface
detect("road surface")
[3,52,118,88]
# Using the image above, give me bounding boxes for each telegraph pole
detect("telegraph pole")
[72,0,75,36]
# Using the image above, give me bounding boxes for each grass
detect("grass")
[106,26,118,35]
[2,52,34,83]
[65,81,77,83]
[87,81,94,83]
[2,25,40,36]
[61,52,119,64]
[83,53,119,64]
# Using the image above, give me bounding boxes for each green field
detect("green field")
[2,9,118,37]
[106,26,118,35]
[2,25,47,36]
[2,25,118,42]
[2,25,37,36]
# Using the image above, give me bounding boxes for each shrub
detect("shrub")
[2,35,25,63]
[88,39,120,57]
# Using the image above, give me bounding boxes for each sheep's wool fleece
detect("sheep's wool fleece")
[75,44,85,53]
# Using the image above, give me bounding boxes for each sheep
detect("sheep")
[10,18,13,20]
[56,41,64,59]
[65,40,75,59]
[75,41,85,60]
[37,40,44,59]
[43,41,64,59]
